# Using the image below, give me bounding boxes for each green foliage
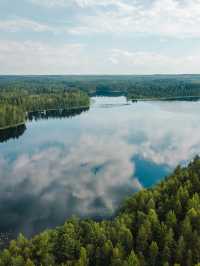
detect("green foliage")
[0,89,90,129]
[1,157,200,265]
[149,241,158,266]
[127,251,140,266]
[0,104,25,129]
[1,74,200,128]
[1,75,200,98]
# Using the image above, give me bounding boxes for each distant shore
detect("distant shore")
[128,95,200,101]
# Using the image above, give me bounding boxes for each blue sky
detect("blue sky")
[0,0,200,74]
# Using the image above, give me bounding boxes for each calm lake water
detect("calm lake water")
[0,96,200,238]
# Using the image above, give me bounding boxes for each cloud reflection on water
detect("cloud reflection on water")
[1,98,200,237]
[0,131,141,236]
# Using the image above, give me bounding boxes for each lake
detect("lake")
[0,96,200,239]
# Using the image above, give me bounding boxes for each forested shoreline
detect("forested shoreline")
[0,89,90,129]
[1,157,200,266]
[1,75,200,129]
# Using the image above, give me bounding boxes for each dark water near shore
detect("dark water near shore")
[0,97,200,239]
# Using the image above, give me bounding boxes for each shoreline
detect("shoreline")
[128,95,200,101]
[27,105,90,114]
[0,105,89,131]
[0,122,25,131]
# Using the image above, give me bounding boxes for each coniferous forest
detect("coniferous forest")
[1,157,200,266]
[1,75,200,129]
[0,89,90,129]
[1,75,200,98]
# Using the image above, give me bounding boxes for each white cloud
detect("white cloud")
[0,18,57,33]
[108,48,200,74]
[1,40,200,74]
[29,0,67,7]
[29,0,124,8]
[66,0,200,38]
[0,40,89,74]
[17,0,200,39]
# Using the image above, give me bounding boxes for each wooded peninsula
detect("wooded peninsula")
[0,157,200,266]
[0,88,90,129]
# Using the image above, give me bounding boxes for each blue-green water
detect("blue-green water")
[0,97,200,237]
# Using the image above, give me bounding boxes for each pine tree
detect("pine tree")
[127,251,140,266]
[149,241,158,266]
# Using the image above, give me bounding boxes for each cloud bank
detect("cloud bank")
[28,0,200,38]
[0,0,200,73]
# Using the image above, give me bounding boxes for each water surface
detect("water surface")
[1,97,200,238]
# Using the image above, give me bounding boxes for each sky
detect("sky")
[0,0,200,74]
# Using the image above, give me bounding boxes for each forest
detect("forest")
[0,105,25,129]
[1,75,200,127]
[0,89,90,129]
[1,75,200,98]
[1,156,200,266]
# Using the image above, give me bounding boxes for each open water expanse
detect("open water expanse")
[1,96,200,238]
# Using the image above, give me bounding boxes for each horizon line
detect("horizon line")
[1,73,200,77]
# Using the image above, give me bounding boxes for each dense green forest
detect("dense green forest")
[1,75,200,128]
[0,89,90,129]
[0,105,25,129]
[1,75,200,98]
[0,91,90,112]
[1,157,200,266]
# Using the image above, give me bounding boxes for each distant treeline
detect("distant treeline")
[0,89,90,129]
[126,79,200,100]
[1,157,200,265]
[1,75,200,98]
[1,74,200,128]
